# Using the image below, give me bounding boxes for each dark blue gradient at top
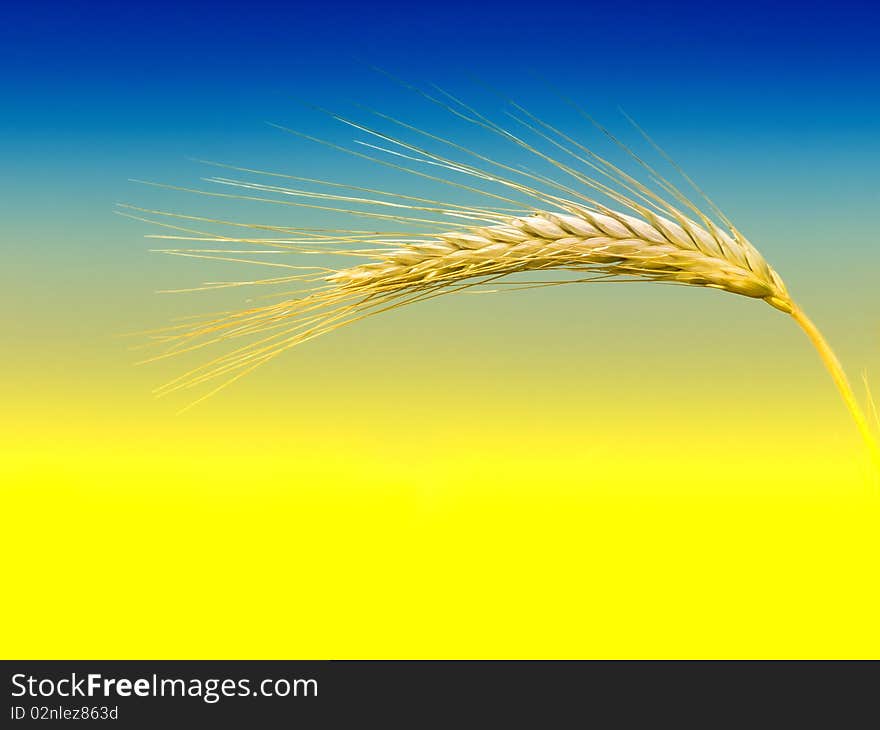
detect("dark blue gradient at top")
[3,0,879,247]
[5,0,880,112]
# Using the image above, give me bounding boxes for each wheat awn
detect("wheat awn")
[122,84,878,463]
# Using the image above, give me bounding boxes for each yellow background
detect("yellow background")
[3,252,879,658]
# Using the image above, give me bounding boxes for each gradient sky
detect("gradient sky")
[5,0,880,305]
[5,0,880,422]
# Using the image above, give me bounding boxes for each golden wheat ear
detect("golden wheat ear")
[125,86,878,464]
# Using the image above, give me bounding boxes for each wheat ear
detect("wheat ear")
[124,88,878,463]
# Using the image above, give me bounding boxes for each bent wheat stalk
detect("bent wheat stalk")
[124,84,878,462]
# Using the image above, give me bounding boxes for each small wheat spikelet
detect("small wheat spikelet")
[124,83,878,462]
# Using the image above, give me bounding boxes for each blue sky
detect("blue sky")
[6,0,879,134]
[4,0,879,290]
